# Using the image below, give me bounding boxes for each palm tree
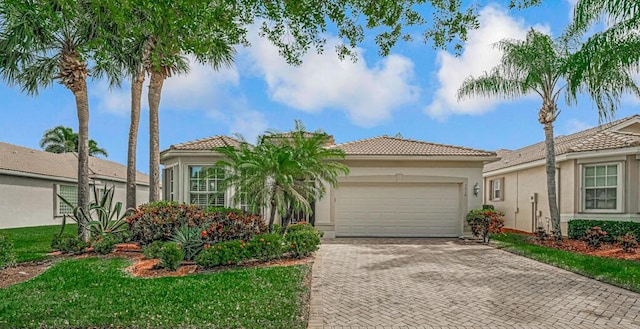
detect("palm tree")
[567,0,640,119]
[457,29,639,240]
[40,126,108,157]
[0,1,121,240]
[216,122,349,232]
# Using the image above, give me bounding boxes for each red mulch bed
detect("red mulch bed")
[501,228,535,236]
[528,238,640,261]
[1,243,313,287]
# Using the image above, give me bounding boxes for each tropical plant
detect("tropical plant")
[171,225,205,261]
[142,241,166,259]
[465,209,505,244]
[0,1,123,240]
[58,185,129,241]
[568,0,640,111]
[195,240,250,269]
[583,226,608,249]
[215,121,349,232]
[40,126,109,157]
[56,235,90,255]
[248,233,283,261]
[457,29,639,241]
[91,234,119,255]
[285,229,322,258]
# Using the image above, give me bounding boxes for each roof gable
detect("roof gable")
[484,114,640,173]
[332,136,495,157]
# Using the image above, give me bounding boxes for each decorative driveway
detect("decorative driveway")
[307,239,640,329]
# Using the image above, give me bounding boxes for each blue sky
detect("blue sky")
[1,1,639,174]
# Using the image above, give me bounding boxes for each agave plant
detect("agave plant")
[171,224,205,261]
[58,185,130,240]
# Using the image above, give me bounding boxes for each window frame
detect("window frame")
[581,162,624,213]
[489,178,503,201]
[188,165,226,208]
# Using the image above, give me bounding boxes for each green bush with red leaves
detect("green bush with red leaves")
[466,209,505,243]
[195,240,250,268]
[126,202,266,245]
[248,233,283,261]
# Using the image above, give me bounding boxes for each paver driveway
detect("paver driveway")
[307,239,640,329]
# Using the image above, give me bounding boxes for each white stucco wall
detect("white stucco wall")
[0,174,150,229]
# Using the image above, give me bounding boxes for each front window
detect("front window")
[490,179,502,201]
[583,164,620,210]
[189,166,225,207]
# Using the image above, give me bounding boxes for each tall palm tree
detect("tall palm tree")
[216,122,349,231]
[40,126,108,157]
[0,1,121,240]
[457,29,639,240]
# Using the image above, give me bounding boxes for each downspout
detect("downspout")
[556,166,561,232]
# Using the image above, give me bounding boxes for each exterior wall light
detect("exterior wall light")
[473,182,480,197]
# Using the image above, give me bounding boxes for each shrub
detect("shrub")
[126,203,267,245]
[142,241,166,259]
[249,233,283,261]
[171,224,204,261]
[583,226,608,249]
[91,234,119,255]
[568,220,640,243]
[205,206,246,217]
[285,222,314,234]
[466,209,505,243]
[617,233,638,253]
[285,229,321,258]
[0,235,16,270]
[160,242,183,271]
[57,236,90,255]
[195,240,250,269]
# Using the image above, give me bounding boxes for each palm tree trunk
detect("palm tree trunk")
[148,70,165,202]
[73,84,90,242]
[268,199,277,232]
[543,122,562,240]
[126,72,144,209]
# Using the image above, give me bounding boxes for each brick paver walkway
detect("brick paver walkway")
[307,239,640,329]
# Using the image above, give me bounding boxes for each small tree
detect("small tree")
[466,209,505,244]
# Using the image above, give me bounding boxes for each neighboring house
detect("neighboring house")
[484,114,640,234]
[0,142,150,229]
[160,135,496,238]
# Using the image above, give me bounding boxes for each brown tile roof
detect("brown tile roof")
[332,136,496,157]
[264,132,336,146]
[484,115,640,172]
[168,135,244,151]
[0,142,150,184]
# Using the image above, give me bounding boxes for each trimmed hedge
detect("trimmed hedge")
[568,219,640,243]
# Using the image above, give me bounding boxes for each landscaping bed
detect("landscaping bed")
[531,238,640,261]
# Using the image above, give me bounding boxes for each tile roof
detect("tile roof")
[484,115,640,173]
[332,136,496,157]
[168,135,244,151]
[0,142,150,184]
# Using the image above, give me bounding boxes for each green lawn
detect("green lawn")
[0,224,77,262]
[494,233,640,292]
[0,257,310,328]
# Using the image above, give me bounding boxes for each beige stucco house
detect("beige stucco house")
[483,114,640,234]
[160,135,496,238]
[0,142,150,229]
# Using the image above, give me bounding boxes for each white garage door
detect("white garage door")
[335,183,461,237]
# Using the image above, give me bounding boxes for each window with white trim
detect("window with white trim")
[57,184,78,215]
[490,179,502,201]
[583,163,621,211]
[189,166,225,207]
[163,167,175,201]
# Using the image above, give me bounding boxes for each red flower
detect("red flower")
[204,244,210,249]
[227,260,231,265]
[201,230,207,237]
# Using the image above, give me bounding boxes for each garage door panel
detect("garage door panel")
[335,184,461,237]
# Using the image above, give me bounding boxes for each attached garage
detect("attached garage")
[334,183,462,237]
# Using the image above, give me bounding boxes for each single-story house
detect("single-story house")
[0,142,150,229]
[160,135,496,238]
[483,114,640,234]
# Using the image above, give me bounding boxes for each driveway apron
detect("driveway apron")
[307,239,640,329]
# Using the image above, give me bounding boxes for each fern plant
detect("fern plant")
[171,225,204,261]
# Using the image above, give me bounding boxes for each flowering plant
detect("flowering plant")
[466,209,505,243]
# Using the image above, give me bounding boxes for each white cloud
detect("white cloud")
[564,119,592,134]
[424,6,550,121]
[242,31,419,127]
[205,97,269,143]
[92,57,239,115]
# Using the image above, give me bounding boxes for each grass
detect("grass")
[0,224,78,262]
[494,233,640,293]
[0,257,310,328]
